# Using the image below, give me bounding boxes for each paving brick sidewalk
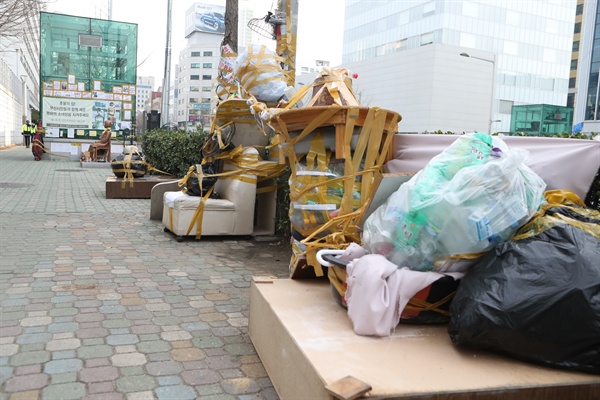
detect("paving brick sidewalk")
[0,146,289,400]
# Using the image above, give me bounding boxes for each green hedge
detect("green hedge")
[137,129,208,178]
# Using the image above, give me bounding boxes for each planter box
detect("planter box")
[106,175,177,199]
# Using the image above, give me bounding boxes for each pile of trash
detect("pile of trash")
[321,133,600,375]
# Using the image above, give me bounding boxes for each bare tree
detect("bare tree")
[0,0,45,39]
[221,0,238,53]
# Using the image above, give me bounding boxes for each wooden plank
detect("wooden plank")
[325,376,372,400]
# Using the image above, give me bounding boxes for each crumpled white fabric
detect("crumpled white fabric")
[345,254,463,337]
[339,242,367,263]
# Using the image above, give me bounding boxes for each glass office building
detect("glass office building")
[571,0,600,132]
[40,12,137,139]
[342,0,576,133]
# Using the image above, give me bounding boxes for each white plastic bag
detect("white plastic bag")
[361,133,546,271]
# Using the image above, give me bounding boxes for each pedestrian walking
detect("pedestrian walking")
[21,120,31,148]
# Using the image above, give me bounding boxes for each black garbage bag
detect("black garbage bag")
[448,196,600,374]
[185,162,218,197]
[111,152,147,178]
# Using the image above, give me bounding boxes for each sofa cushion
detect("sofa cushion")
[164,191,235,211]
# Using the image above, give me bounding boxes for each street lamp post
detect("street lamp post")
[460,52,496,134]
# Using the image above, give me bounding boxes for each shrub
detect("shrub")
[138,128,208,178]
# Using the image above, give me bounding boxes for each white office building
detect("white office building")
[0,5,41,146]
[341,0,577,133]
[171,1,277,130]
[136,76,155,112]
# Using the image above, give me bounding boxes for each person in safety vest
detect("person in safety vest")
[28,121,36,141]
[22,120,31,148]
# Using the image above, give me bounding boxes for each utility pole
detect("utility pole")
[161,0,172,127]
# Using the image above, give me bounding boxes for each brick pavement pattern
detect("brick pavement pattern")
[0,147,288,400]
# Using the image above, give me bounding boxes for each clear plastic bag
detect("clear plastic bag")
[362,133,547,271]
[234,45,288,102]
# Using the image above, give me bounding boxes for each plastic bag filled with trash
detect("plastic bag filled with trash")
[362,132,546,271]
[234,44,288,102]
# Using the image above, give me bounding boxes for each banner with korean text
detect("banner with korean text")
[43,98,94,129]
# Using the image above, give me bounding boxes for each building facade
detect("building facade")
[135,76,154,132]
[136,76,154,111]
[170,1,276,131]
[342,0,577,133]
[0,4,41,147]
[39,12,138,141]
[571,0,600,132]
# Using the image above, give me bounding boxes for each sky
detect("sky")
[45,0,345,89]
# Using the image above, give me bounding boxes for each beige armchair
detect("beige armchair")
[162,147,258,241]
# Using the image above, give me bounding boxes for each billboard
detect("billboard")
[43,97,128,130]
[185,2,226,37]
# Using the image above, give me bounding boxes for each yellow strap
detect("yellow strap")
[32,140,69,158]
[256,185,278,194]
[185,185,214,238]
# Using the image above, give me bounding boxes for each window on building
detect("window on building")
[569,77,576,88]
[420,32,433,46]
[462,2,478,18]
[202,97,211,103]
[394,39,407,51]
[576,4,583,15]
[503,74,516,86]
[571,59,578,70]
[189,98,198,104]
[499,100,513,114]
[190,75,199,80]
[203,51,212,57]
[460,32,476,48]
[574,22,581,34]
[202,86,212,92]
[202,75,211,80]
[540,78,555,91]
[423,1,435,16]
[573,41,580,52]
[585,93,598,120]
[190,86,199,92]
[191,63,200,68]
[192,51,201,57]
[567,93,574,108]
[504,41,518,55]
[203,63,212,68]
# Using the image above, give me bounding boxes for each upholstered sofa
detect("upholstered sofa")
[162,147,258,241]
